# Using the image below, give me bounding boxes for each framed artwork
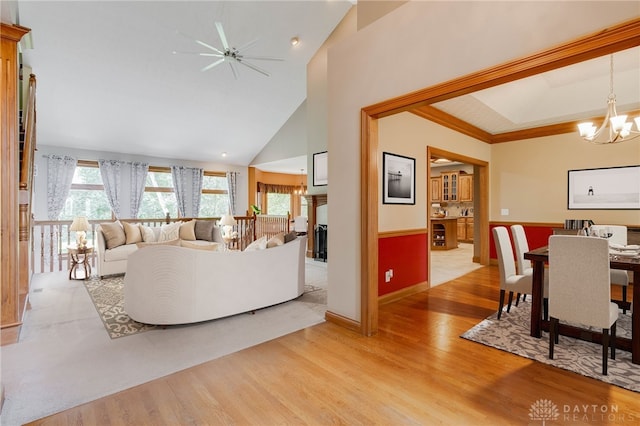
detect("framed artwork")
[382,152,415,205]
[313,151,328,186]
[568,165,640,210]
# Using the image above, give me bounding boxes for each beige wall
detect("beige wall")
[326,1,640,322]
[357,0,407,30]
[250,101,307,166]
[491,133,640,225]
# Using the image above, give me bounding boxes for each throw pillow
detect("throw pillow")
[179,219,197,241]
[267,232,285,248]
[139,224,157,242]
[123,221,143,245]
[284,231,298,244]
[100,221,126,249]
[158,222,181,242]
[244,235,268,251]
[194,220,215,241]
[180,240,220,251]
[212,225,223,243]
[136,238,181,248]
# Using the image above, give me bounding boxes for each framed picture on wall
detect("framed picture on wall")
[383,152,415,205]
[568,165,640,209]
[313,151,328,186]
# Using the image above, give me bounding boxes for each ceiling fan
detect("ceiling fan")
[174,22,283,79]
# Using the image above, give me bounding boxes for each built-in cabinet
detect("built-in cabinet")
[430,177,441,202]
[457,217,474,242]
[441,171,458,201]
[459,174,473,202]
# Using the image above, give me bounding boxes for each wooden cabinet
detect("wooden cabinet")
[431,218,458,250]
[459,174,473,202]
[430,177,441,202]
[441,172,458,201]
[457,217,474,242]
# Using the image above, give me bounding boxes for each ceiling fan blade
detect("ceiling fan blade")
[240,55,284,62]
[215,22,230,51]
[238,60,270,77]
[228,62,239,79]
[236,38,259,52]
[201,58,225,72]
[175,30,223,55]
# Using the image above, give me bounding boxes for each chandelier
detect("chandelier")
[577,54,640,144]
[294,169,306,195]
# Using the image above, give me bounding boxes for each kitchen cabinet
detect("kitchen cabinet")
[441,172,458,201]
[431,218,458,250]
[459,174,473,202]
[430,177,441,202]
[457,217,474,242]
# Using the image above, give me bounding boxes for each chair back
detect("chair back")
[590,225,627,245]
[493,227,517,288]
[510,224,531,275]
[548,235,611,328]
[293,216,308,233]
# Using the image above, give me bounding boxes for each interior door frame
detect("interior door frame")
[359,18,640,336]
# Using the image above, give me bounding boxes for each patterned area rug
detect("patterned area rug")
[461,299,640,392]
[84,277,326,339]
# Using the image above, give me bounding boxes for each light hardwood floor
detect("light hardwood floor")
[29,266,638,425]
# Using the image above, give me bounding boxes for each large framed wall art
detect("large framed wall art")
[568,165,640,210]
[382,152,415,205]
[313,151,328,186]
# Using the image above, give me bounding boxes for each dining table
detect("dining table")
[524,245,640,364]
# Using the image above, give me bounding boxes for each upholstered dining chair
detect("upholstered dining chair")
[590,224,630,313]
[548,235,618,375]
[493,226,535,320]
[510,224,549,315]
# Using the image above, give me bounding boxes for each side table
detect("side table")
[68,245,93,280]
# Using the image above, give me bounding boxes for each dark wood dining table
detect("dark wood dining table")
[524,246,640,364]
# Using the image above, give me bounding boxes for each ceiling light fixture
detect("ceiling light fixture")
[290,36,299,46]
[577,54,640,144]
[294,169,306,195]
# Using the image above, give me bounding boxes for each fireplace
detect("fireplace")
[314,224,327,262]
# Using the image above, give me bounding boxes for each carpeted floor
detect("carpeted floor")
[461,299,639,392]
[1,259,328,425]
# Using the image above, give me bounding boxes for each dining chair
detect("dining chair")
[590,224,630,313]
[493,226,535,319]
[510,224,550,316]
[548,235,618,375]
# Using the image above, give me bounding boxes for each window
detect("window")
[266,193,290,216]
[138,167,178,219]
[199,172,229,217]
[60,161,111,220]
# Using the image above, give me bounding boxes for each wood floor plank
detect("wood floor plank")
[26,266,639,425]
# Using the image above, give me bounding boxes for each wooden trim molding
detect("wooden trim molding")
[325,310,361,333]
[378,282,429,305]
[379,228,428,239]
[359,19,640,336]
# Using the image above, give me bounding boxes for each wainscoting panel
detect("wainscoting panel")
[378,230,428,296]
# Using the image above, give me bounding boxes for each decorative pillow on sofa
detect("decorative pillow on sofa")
[180,240,220,251]
[136,239,181,248]
[139,225,157,242]
[194,220,215,241]
[123,221,143,244]
[284,231,298,244]
[101,221,126,249]
[267,232,285,248]
[179,219,197,241]
[158,222,181,242]
[244,235,268,251]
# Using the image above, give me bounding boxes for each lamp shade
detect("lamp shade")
[69,216,90,232]
[219,214,237,226]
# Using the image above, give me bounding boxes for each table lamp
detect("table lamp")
[219,214,237,239]
[70,216,90,248]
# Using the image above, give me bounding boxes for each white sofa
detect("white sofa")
[95,221,222,278]
[123,236,306,325]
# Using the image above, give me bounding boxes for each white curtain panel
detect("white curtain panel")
[172,166,203,217]
[130,162,149,219]
[46,154,77,220]
[191,167,203,217]
[99,159,125,218]
[226,171,238,215]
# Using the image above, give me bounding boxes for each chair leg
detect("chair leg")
[602,328,609,375]
[611,322,616,361]
[507,291,514,313]
[622,287,627,314]
[522,294,527,302]
[543,298,549,321]
[515,293,521,307]
[549,317,557,359]
[498,289,505,320]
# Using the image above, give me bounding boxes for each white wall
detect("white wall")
[34,145,248,221]
[326,1,640,322]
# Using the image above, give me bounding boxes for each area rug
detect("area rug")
[84,276,326,339]
[461,300,640,392]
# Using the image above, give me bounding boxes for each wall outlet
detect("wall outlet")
[501,208,509,216]
[385,270,392,283]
